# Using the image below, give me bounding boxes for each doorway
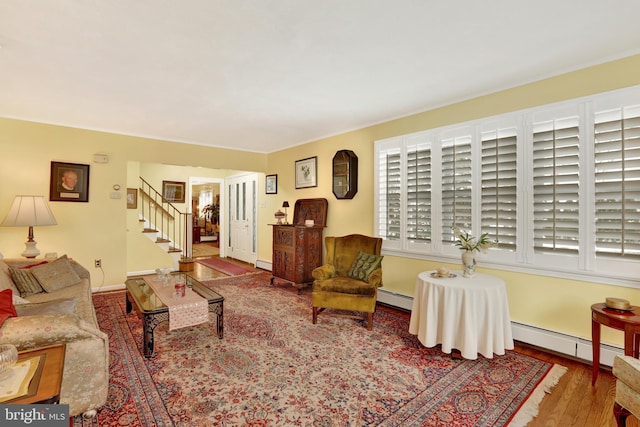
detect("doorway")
[190,177,223,258]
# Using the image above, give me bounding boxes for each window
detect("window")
[374,85,640,284]
[532,116,580,254]
[594,105,640,258]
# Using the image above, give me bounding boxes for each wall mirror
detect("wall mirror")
[332,150,358,199]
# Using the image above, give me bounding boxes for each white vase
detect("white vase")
[461,250,476,278]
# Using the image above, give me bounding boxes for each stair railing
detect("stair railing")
[139,177,193,262]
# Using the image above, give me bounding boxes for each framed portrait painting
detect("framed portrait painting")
[295,156,317,189]
[49,161,90,202]
[162,180,186,203]
[266,174,277,194]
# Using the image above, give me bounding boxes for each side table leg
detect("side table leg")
[125,293,132,313]
[592,319,601,386]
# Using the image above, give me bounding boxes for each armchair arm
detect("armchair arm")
[312,264,336,281]
[368,268,383,287]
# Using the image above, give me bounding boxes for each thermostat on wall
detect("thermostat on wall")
[93,154,109,163]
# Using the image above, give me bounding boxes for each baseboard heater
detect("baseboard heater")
[377,289,623,367]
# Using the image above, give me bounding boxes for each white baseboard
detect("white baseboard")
[378,289,623,366]
[378,289,414,311]
[256,259,272,271]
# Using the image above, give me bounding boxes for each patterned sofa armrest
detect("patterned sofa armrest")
[0,313,98,350]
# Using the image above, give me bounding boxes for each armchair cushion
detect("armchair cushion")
[313,276,377,296]
[348,251,383,282]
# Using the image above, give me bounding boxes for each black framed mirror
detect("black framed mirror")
[332,150,358,199]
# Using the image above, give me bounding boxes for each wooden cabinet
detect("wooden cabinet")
[271,198,328,291]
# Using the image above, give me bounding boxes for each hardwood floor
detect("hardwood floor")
[188,258,633,427]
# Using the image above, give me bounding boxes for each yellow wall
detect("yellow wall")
[0,120,266,286]
[264,54,640,347]
[1,54,640,349]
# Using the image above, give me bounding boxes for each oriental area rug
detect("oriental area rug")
[196,257,257,276]
[74,272,565,426]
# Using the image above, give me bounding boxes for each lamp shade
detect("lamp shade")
[1,196,57,227]
[282,201,290,208]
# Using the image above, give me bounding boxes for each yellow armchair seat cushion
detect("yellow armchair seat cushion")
[312,276,376,296]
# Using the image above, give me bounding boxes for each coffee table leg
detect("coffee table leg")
[143,314,156,358]
[126,293,132,313]
[209,301,224,339]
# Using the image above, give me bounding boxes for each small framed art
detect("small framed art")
[49,161,90,202]
[295,156,317,189]
[162,181,186,203]
[266,174,278,194]
[126,188,138,209]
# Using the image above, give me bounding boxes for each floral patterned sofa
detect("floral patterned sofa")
[0,256,108,417]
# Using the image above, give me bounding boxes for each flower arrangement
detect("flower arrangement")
[453,227,496,253]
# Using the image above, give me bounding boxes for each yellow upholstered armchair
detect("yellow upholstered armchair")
[613,354,640,426]
[311,234,383,330]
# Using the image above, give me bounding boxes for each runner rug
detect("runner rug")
[75,272,565,426]
[196,256,255,276]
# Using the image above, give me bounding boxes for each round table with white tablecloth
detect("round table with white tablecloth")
[409,270,514,360]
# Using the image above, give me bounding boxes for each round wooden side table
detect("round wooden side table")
[591,303,640,385]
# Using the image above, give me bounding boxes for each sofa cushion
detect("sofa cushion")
[0,289,17,327]
[30,255,82,293]
[16,297,77,317]
[0,261,20,296]
[348,251,383,282]
[8,266,45,297]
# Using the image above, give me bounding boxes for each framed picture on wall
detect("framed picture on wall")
[295,156,317,189]
[126,188,138,209]
[49,161,90,202]
[162,181,185,203]
[266,174,278,194]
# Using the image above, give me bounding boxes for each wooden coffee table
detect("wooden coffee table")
[125,273,224,358]
[5,343,66,404]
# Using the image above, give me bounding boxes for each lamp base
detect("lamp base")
[22,240,40,259]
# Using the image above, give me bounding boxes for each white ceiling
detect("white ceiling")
[1,1,639,154]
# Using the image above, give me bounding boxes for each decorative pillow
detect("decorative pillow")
[30,255,81,293]
[347,251,383,282]
[9,266,45,297]
[15,297,77,317]
[0,289,17,327]
[0,260,20,296]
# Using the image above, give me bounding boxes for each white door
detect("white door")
[225,173,257,264]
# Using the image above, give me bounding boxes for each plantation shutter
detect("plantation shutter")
[594,105,640,257]
[532,116,580,253]
[406,143,431,243]
[481,129,517,250]
[378,146,402,240]
[441,135,472,243]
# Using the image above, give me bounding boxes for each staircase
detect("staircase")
[138,177,194,271]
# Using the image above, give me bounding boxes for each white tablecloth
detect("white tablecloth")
[409,270,514,359]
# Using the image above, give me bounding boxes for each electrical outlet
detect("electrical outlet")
[95,259,101,268]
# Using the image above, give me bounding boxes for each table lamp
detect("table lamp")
[282,201,290,224]
[1,195,57,258]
